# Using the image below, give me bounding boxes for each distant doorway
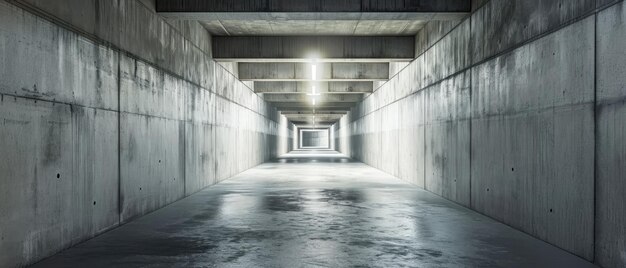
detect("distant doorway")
[299,128,330,149]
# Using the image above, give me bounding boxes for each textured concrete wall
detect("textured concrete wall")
[596,2,626,267]
[0,0,293,266]
[336,0,626,266]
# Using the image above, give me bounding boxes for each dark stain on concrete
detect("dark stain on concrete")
[43,122,63,165]
[225,250,247,262]
[263,192,303,212]
[94,46,105,108]
[320,188,364,203]
[127,132,135,162]
[89,235,218,258]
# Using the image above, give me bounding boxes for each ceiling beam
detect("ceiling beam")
[277,107,352,113]
[156,0,471,13]
[239,62,388,81]
[255,81,373,94]
[292,123,335,128]
[263,94,363,103]
[212,36,414,61]
[281,111,347,115]
[271,102,355,109]
[291,119,337,123]
[284,114,344,120]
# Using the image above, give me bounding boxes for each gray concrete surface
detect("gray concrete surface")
[292,123,334,129]
[334,0,626,266]
[3,0,626,267]
[156,0,471,13]
[212,36,415,61]
[240,62,377,111]
[272,102,355,110]
[283,111,347,115]
[263,94,363,103]
[595,1,626,267]
[156,0,469,37]
[239,62,389,81]
[284,114,344,121]
[279,108,353,113]
[0,0,293,266]
[31,151,596,268]
[170,12,470,37]
[255,81,373,94]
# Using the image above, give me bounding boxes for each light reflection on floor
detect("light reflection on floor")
[33,150,597,268]
[273,149,353,163]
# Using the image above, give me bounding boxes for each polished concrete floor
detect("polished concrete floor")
[33,151,596,268]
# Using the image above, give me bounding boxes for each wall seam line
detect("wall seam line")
[117,42,122,225]
[468,14,473,209]
[592,8,599,264]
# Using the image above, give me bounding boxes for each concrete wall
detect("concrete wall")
[596,2,626,267]
[335,0,626,266]
[0,0,293,266]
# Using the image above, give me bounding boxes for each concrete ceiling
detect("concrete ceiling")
[157,0,471,127]
[198,19,428,36]
[157,0,470,36]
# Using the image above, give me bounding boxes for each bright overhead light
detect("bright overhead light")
[307,85,320,96]
[308,59,320,105]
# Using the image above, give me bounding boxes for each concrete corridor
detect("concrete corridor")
[3,0,626,267]
[33,151,595,268]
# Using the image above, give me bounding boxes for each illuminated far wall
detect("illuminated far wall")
[299,128,330,149]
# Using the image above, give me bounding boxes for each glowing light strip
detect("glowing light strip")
[309,61,320,104]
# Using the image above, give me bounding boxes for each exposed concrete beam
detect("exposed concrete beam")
[285,117,344,122]
[158,13,468,36]
[156,0,471,13]
[290,121,339,126]
[240,63,388,81]
[292,123,335,128]
[213,36,414,61]
[277,107,352,113]
[159,13,465,21]
[284,114,344,119]
[271,102,355,109]
[255,81,373,93]
[291,119,336,123]
[286,115,344,120]
[281,111,347,115]
[263,94,363,103]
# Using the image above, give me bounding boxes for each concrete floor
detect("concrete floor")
[32,151,596,268]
